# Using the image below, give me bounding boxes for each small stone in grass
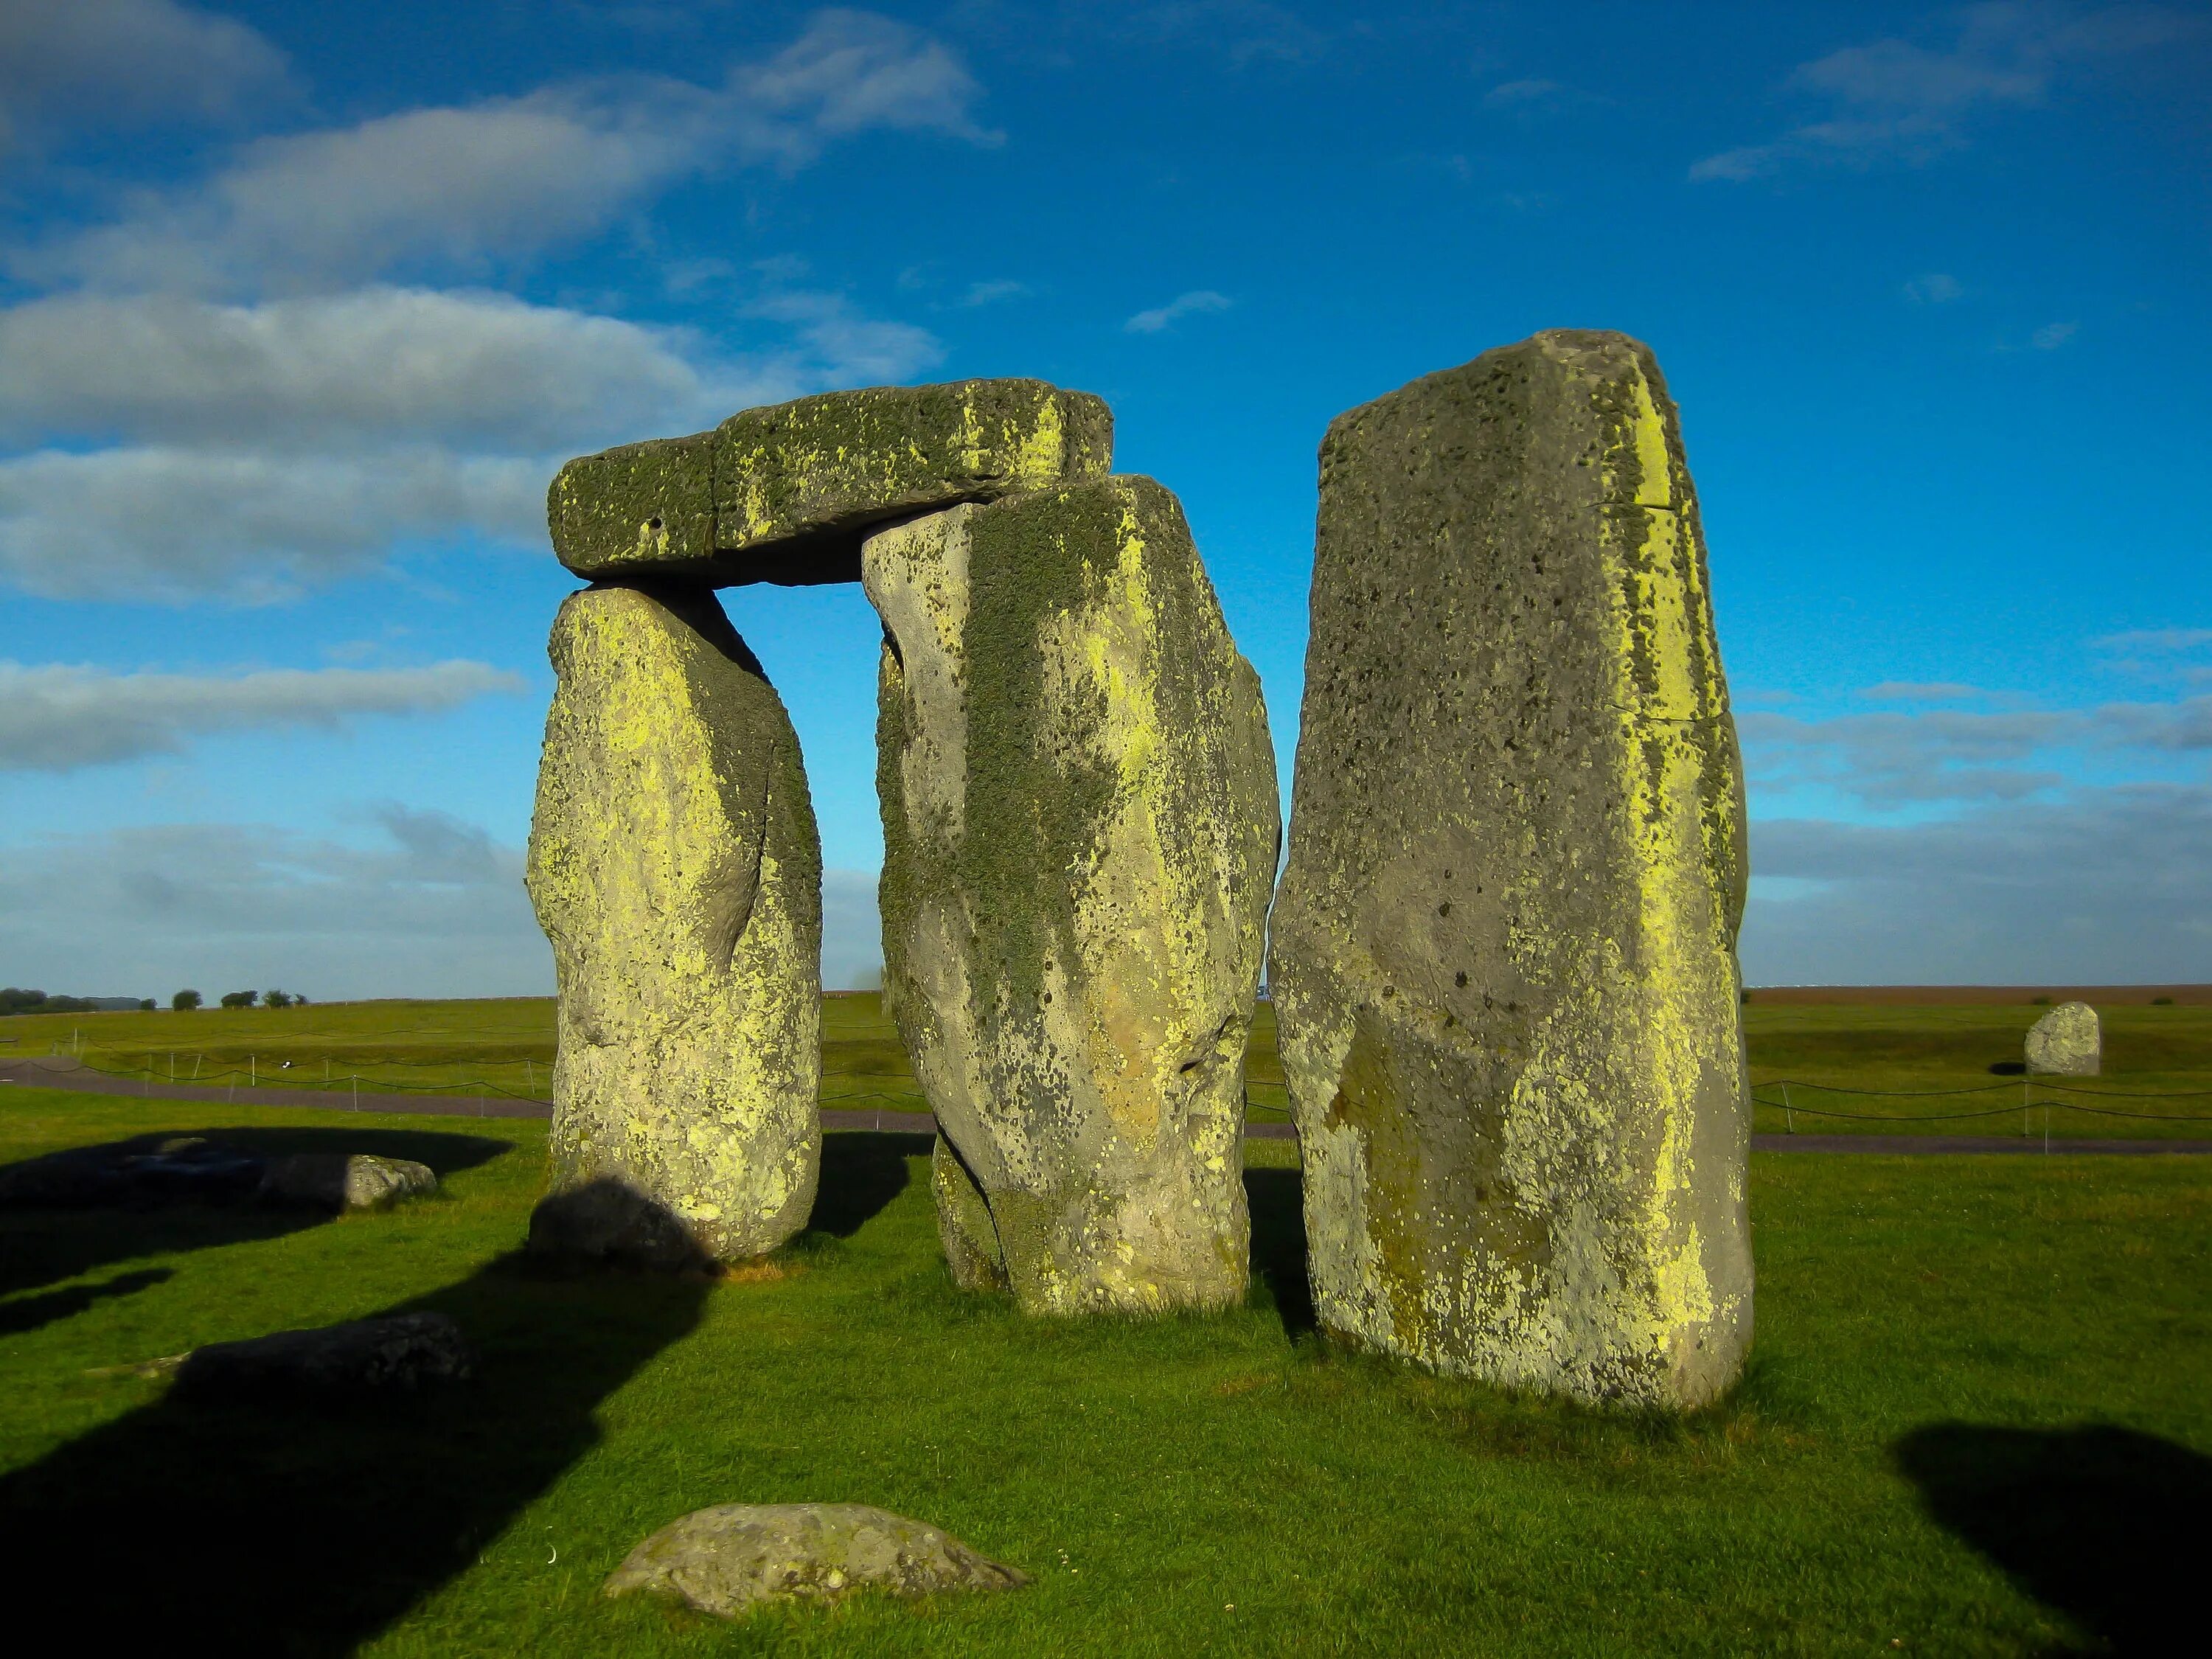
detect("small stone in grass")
[604,1503,1029,1615]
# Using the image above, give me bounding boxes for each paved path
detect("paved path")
[5,1058,2208,1152]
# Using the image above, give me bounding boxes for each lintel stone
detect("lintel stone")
[548,378,1112,586]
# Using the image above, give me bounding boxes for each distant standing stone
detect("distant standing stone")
[526,582,821,1265]
[170,1312,473,1397]
[867,478,1279,1315]
[1270,330,1753,1410]
[2026,1002,2101,1076]
[604,1503,1029,1615]
[260,1152,436,1212]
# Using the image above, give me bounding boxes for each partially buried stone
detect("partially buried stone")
[1270,330,1753,1409]
[526,582,821,1266]
[866,477,1279,1315]
[170,1311,473,1397]
[603,1503,1028,1615]
[548,379,1113,585]
[260,1152,436,1212]
[2026,1001,2100,1076]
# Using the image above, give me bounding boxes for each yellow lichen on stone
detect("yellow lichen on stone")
[526,583,821,1265]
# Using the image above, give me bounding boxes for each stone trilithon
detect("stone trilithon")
[526,378,1274,1304]
[1270,330,1754,1408]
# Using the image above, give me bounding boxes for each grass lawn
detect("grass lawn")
[1,1085,2207,1655]
[10,992,2211,1141]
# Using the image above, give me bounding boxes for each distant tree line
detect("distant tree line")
[0,987,307,1015]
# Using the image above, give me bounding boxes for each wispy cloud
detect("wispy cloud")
[1692,4,2202,181]
[0,661,524,771]
[2031,319,2079,349]
[1743,782,2212,984]
[1902,272,1964,305]
[15,10,992,295]
[1124,289,1233,334]
[0,0,293,152]
[961,278,1030,307]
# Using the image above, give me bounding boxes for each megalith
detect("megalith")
[526,582,822,1265]
[2026,1001,2100,1076]
[1270,330,1753,1408]
[866,478,1279,1314]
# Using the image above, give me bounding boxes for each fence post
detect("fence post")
[1781,1082,1795,1135]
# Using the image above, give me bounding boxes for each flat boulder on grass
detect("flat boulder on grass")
[260,1152,437,1212]
[0,1137,264,1208]
[2026,1001,2101,1076]
[605,1503,1028,1615]
[170,1312,473,1399]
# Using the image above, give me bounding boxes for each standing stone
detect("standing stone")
[548,380,1113,587]
[866,477,1279,1315]
[526,582,821,1265]
[1270,330,1753,1408]
[2025,1002,2100,1076]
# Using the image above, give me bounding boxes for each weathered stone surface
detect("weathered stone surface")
[526,582,821,1265]
[604,1503,1027,1615]
[2026,1001,2100,1076]
[170,1312,473,1397]
[260,1153,436,1212]
[549,379,1112,585]
[866,477,1279,1315]
[1270,330,1753,1409]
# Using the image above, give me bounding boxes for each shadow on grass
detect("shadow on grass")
[1895,1422,2212,1656]
[0,1238,706,1653]
[807,1129,928,1239]
[1245,1166,1314,1338]
[0,1127,512,1320]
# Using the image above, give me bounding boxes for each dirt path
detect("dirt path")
[6,1057,2208,1152]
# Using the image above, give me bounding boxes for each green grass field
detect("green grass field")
[0,1085,2205,1655]
[9,991,2210,1139]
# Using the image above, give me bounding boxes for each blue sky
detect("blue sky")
[2,0,2207,999]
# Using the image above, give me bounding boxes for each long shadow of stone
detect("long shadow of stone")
[1894,1422,2212,1656]
[1245,1165,1315,1338]
[0,1128,512,1329]
[807,1130,927,1239]
[0,1223,707,1653]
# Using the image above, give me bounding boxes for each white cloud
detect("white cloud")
[2032,319,2079,349]
[1742,784,2212,984]
[961,278,1030,307]
[0,660,524,771]
[1860,680,1986,700]
[0,0,291,148]
[17,10,990,294]
[0,288,745,452]
[1903,272,1964,304]
[1692,4,2201,181]
[1124,290,1233,334]
[0,446,550,602]
[0,812,547,1001]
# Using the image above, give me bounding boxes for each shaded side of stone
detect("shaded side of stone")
[1270,329,1752,1408]
[2026,1001,2101,1076]
[549,379,1112,585]
[525,582,821,1264]
[867,478,1278,1315]
[260,1153,436,1213]
[603,1503,1029,1615]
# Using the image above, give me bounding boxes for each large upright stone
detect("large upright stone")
[1270,330,1753,1408]
[548,380,1113,586]
[866,477,1279,1315]
[526,582,822,1265]
[2025,1001,2100,1076]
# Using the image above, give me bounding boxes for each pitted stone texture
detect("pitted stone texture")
[867,479,1279,1315]
[604,1503,1028,1615]
[171,1312,473,1397]
[526,582,821,1265]
[549,379,1112,585]
[1270,330,1753,1409]
[2026,1002,2101,1076]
